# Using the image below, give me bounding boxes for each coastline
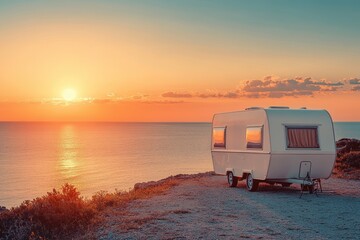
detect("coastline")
[1,171,360,239]
[1,138,359,239]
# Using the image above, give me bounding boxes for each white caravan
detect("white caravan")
[211,107,336,193]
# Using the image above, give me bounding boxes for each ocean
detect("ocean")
[0,122,359,207]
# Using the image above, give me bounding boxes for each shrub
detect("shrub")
[91,190,125,211]
[337,138,360,156]
[0,184,96,240]
[337,151,360,170]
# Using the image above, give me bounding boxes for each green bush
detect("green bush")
[0,184,96,240]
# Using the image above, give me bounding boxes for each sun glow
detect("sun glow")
[62,89,77,102]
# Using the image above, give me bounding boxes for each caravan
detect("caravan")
[211,107,336,193]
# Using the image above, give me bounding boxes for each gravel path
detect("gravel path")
[97,174,360,240]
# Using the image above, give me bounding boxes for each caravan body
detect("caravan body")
[211,107,336,191]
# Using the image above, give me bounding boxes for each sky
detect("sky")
[0,0,359,121]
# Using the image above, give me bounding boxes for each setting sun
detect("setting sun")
[62,89,77,102]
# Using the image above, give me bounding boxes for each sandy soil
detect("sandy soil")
[97,173,360,240]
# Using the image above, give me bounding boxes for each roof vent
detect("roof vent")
[269,106,289,109]
[245,107,263,110]
[300,107,307,109]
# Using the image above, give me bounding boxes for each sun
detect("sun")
[62,88,77,101]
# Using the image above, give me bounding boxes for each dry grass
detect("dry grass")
[0,173,213,239]
[91,177,181,211]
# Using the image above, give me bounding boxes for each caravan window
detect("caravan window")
[286,127,319,148]
[246,126,263,149]
[213,127,226,148]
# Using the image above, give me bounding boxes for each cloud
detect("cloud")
[91,99,112,104]
[37,94,152,105]
[132,94,149,100]
[161,77,344,100]
[220,92,239,98]
[266,92,305,98]
[107,92,116,97]
[349,78,360,85]
[197,92,218,98]
[198,91,240,99]
[162,92,193,98]
[307,80,344,86]
[142,100,185,104]
[240,77,344,97]
[267,92,285,98]
[243,92,261,98]
[161,90,241,99]
[352,85,360,91]
[263,75,278,81]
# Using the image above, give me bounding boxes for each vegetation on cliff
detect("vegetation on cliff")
[334,138,360,179]
[0,173,197,239]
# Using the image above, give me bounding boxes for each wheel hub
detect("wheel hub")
[247,176,253,188]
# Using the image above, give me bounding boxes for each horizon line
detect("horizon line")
[0,121,212,124]
[0,121,358,124]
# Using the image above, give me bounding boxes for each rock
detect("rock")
[133,172,215,191]
[134,181,163,190]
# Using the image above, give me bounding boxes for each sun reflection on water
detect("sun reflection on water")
[58,125,79,181]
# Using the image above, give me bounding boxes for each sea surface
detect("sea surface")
[0,122,359,207]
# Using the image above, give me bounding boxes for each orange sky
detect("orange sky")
[0,1,359,122]
[1,92,358,122]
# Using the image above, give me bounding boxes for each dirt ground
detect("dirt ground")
[97,174,360,240]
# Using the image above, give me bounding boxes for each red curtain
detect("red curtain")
[287,128,319,148]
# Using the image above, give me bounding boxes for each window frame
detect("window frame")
[285,125,320,149]
[212,126,227,148]
[246,126,263,149]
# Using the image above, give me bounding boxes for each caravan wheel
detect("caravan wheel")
[246,174,259,192]
[227,172,238,187]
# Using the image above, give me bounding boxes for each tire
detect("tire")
[246,174,259,192]
[227,172,238,187]
[281,183,292,187]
